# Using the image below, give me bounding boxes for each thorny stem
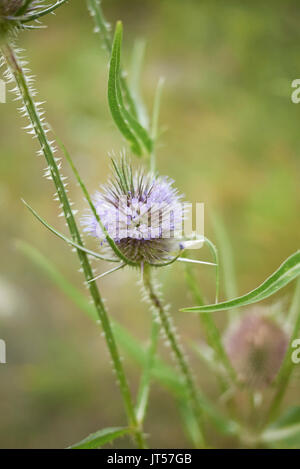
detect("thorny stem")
[1,42,146,449]
[143,266,206,448]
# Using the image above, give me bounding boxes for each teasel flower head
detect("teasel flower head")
[82,158,187,266]
[224,309,288,389]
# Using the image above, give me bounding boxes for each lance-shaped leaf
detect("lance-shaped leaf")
[108,21,152,156]
[87,0,138,119]
[181,251,300,313]
[22,200,118,263]
[68,427,131,449]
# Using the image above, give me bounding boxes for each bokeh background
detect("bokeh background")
[0,0,300,448]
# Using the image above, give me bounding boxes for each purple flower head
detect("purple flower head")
[82,159,186,265]
[224,309,288,389]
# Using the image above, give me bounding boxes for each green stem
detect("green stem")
[2,43,146,449]
[143,266,206,448]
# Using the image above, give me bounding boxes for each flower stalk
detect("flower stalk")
[142,265,206,448]
[1,42,146,449]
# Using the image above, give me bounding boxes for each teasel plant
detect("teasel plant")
[2,0,300,449]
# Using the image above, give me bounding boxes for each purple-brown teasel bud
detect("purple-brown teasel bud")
[0,0,23,40]
[224,311,288,389]
[0,0,23,17]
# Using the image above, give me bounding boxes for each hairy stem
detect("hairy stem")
[1,42,146,449]
[143,266,206,448]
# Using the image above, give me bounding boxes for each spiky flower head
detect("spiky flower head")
[224,310,288,389]
[82,159,186,265]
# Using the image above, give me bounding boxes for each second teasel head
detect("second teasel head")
[224,309,288,389]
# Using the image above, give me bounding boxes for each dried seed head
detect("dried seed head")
[224,310,288,389]
[81,158,186,265]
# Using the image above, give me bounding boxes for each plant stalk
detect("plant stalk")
[1,42,146,449]
[143,266,206,448]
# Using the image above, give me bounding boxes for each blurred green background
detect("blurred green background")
[0,0,300,448]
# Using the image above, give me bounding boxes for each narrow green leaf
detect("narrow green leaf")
[22,200,118,263]
[116,73,153,154]
[87,0,138,119]
[113,24,152,154]
[108,22,152,156]
[68,427,131,449]
[181,251,300,313]
[108,22,142,155]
